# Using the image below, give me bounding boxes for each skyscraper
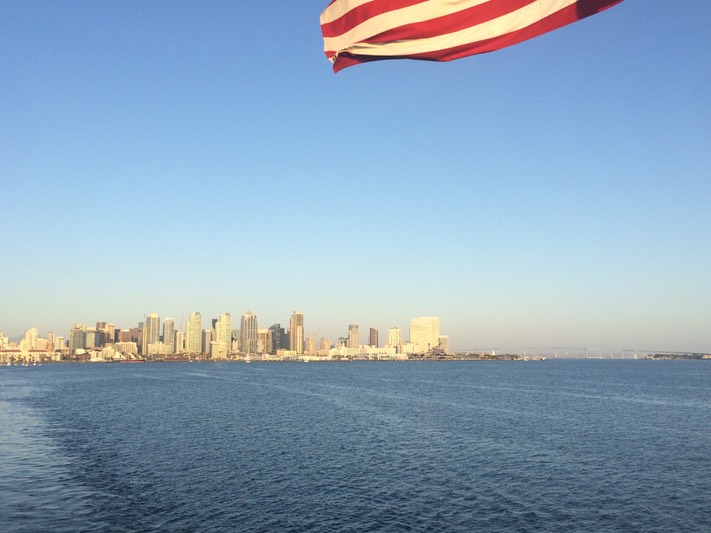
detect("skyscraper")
[306,335,317,355]
[347,323,359,349]
[240,311,258,354]
[386,327,403,353]
[369,327,378,348]
[163,318,175,353]
[47,331,56,352]
[174,330,184,353]
[69,323,87,353]
[185,312,202,353]
[268,323,287,353]
[289,310,304,355]
[24,327,39,350]
[202,329,212,354]
[409,317,440,353]
[143,314,160,355]
[257,329,269,354]
[215,313,232,352]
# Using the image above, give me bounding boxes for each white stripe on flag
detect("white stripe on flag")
[325,0,578,60]
[324,0,493,53]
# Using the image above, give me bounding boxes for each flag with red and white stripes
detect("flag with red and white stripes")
[321,0,624,72]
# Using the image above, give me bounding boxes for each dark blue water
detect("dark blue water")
[1,360,709,532]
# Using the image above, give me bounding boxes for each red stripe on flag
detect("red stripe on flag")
[322,0,429,38]
[323,0,625,73]
[363,0,538,44]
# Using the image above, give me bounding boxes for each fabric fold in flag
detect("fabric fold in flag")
[321,0,624,72]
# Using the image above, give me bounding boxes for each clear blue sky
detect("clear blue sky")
[2,1,709,352]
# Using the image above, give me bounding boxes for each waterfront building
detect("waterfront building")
[142,314,160,355]
[147,341,169,356]
[85,329,97,349]
[185,312,202,353]
[137,322,144,353]
[257,328,269,354]
[115,341,138,355]
[163,318,175,353]
[386,327,403,353]
[409,317,440,353]
[202,329,212,355]
[174,330,184,353]
[290,310,304,355]
[240,311,258,354]
[69,323,87,354]
[307,335,317,355]
[231,330,239,352]
[438,335,449,354]
[319,337,331,351]
[215,313,232,352]
[95,322,115,344]
[94,329,109,348]
[369,327,378,348]
[268,324,287,353]
[24,327,39,350]
[210,340,229,359]
[347,323,359,349]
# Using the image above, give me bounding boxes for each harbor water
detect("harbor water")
[1,360,709,532]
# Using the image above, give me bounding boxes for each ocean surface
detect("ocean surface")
[1,360,709,532]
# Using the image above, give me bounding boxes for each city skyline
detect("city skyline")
[2,2,709,354]
[0,312,452,360]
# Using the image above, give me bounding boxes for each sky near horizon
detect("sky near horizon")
[1,1,710,352]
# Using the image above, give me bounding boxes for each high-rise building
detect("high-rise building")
[257,329,269,354]
[347,323,359,349]
[240,311,258,354]
[69,323,87,353]
[85,329,96,349]
[163,318,175,353]
[386,327,403,353]
[94,329,108,348]
[214,313,232,353]
[142,314,160,355]
[319,337,331,351]
[268,324,287,353]
[135,322,147,355]
[24,327,39,350]
[185,312,202,353]
[47,331,56,352]
[289,310,304,355]
[307,335,317,355]
[438,335,449,354]
[232,330,239,352]
[202,329,212,354]
[369,327,378,348]
[409,317,440,353]
[96,322,114,344]
[174,330,184,353]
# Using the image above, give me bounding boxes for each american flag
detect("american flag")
[321,0,624,72]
